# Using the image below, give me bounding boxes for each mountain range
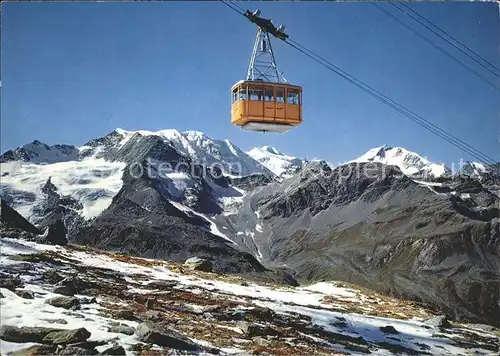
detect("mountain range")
[1,128,499,326]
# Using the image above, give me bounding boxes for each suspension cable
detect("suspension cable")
[390,1,500,78]
[372,2,500,92]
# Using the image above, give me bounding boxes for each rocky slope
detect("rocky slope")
[1,128,499,328]
[1,237,499,356]
[215,161,500,326]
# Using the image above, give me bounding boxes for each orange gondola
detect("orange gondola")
[231,10,303,133]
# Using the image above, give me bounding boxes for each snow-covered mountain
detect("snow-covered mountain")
[2,128,500,327]
[246,145,306,177]
[0,159,126,221]
[460,161,494,177]
[0,140,79,164]
[349,145,451,178]
[0,128,277,225]
[115,128,273,177]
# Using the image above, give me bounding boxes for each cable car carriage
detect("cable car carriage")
[231,10,303,133]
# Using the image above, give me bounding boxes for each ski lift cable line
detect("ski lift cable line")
[285,37,497,166]
[390,0,500,78]
[372,2,500,92]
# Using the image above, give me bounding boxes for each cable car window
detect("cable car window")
[264,87,274,102]
[232,88,238,103]
[249,86,264,101]
[287,89,299,104]
[276,88,285,103]
[238,86,247,101]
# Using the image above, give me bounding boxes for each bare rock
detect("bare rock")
[202,304,223,313]
[9,345,57,356]
[41,219,68,246]
[52,276,92,296]
[108,324,135,336]
[46,296,80,310]
[15,289,35,299]
[112,309,135,320]
[253,336,271,346]
[424,315,452,329]
[56,346,98,355]
[135,322,200,351]
[184,257,213,272]
[100,344,126,355]
[237,321,279,338]
[243,306,276,322]
[0,325,61,343]
[42,269,65,284]
[146,280,178,289]
[0,199,42,235]
[43,328,91,345]
[0,272,24,291]
[380,325,399,334]
[41,319,68,325]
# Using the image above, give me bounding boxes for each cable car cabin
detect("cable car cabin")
[231,80,302,133]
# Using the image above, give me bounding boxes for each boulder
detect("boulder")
[146,280,178,289]
[424,315,452,329]
[135,322,200,351]
[0,273,23,291]
[184,257,213,272]
[42,269,65,284]
[57,346,97,355]
[41,219,68,246]
[0,325,61,343]
[15,289,35,299]
[237,321,279,338]
[9,345,57,356]
[380,325,399,334]
[100,344,126,355]
[46,296,80,310]
[112,309,135,320]
[52,276,89,296]
[108,324,135,336]
[42,328,91,345]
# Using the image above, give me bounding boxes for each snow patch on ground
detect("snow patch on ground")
[1,238,497,356]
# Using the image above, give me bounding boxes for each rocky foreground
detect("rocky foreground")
[1,237,499,356]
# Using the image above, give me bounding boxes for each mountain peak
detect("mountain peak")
[260,145,283,156]
[350,145,450,178]
[110,127,272,177]
[183,130,207,139]
[247,145,306,177]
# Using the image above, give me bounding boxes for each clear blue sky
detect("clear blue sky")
[2,1,499,167]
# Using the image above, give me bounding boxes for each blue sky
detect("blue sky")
[2,1,499,167]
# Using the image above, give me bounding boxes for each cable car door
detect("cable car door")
[264,86,275,120]
[275,87,285,119]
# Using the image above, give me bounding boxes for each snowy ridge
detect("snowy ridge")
[115,128,272,177]
[247,145,306,177]
[349,145,451,177]
[0,140,79,164]
[460,161,490,177]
